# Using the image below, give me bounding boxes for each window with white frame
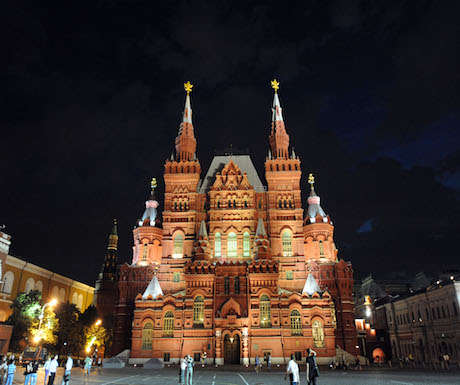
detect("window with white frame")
[173,234,184,258]
[282,231,292,256]
[243,232,250,257]
[227,232,237,257]
[214,232,221,257]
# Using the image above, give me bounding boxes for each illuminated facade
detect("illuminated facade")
[103,82,358,364]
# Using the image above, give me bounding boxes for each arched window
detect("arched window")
[34,281,43,293]
[234,276,240,294]
[142,322,153,350]
[224,277,230,294]
[71,292,78,305]
[193,296,204,327]
[227,232,237,257]
[260,294,271,328]
[291,309,302,335]
[25,278,35,294]
[52,286,59,299]
[77,294,84,310]
[163,311,174,337]
[59,288,66,302]
[173,234,184,258]
[319,240,325,258]
[282,231,292,256]
[214,233,221,258]
[2,271,14,294]
[312,320,325,347]
[142,244,148,260]
[243,232,250,257]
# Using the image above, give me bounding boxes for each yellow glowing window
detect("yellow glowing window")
[193,296,204,326]
[227,232,237,257]
[260,294,271,328]
[173,234,184,258]
[243,232,250,257]
[163,311,174,337]
[215,232,221,257]
[312,320,325,347]
[291,309,302,335]
[319,240,325,258]
[141,322,153,350]
[282,231,292,256]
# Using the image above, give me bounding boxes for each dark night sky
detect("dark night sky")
[1,0,459,285]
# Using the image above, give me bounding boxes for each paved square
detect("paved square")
[12,366,460,385]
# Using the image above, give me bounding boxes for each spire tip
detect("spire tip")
[184,81,193,95]
[270,79,280,93]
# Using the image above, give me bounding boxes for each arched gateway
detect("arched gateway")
[223,334,241,364]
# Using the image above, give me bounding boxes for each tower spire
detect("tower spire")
[306,173,329,224]
[269,79,290,159]
[175,81,197,161]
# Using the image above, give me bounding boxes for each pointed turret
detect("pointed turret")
[142,274,163,300]
[99,219,119,279]
[253,218,271,260]
[194,220,211,261]
[175,81,197,161]
[138,178,161,227]
[268,79,290,159]
[305,173,330,224]
[302,273,321,295]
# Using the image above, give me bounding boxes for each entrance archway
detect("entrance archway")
[223,334,240,364]
[372,348,385,363]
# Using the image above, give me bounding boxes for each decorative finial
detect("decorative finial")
[308,173,315,189]
[184,81,193,94]
[114,218,117,224]
[151,178,157,190]
[271,79,280,93]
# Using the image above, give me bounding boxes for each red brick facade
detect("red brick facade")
[108,83,358,364]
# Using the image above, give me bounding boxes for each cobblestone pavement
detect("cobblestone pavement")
[11,366,460,385]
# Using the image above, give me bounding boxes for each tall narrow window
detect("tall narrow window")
[243,232,250,257]
[286,270,293,280]
[282,231,292,256]
[173,234,184,258]
[291,309,302,335]
[227,232,237,257]
[312,320,325,347]
[319,241,325,258]
[143,244,148,260]
[142,322,153,350]
[260,295,271,328]
[2,272,14,294]
[173,272,180,282]
[234,276,240,294]
[193,296,204,327]
[214,233,221,257]
[224,277,230,294]
[163,311,174,337]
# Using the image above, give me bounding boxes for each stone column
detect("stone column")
[215,330,223,365]
[242,328,249,365]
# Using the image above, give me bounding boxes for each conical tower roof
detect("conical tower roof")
[306,173,329,223]
[142,275,163,300]
[302,273,321,295]
[255,218,267,237]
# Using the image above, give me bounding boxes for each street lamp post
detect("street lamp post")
[34,298,58,344]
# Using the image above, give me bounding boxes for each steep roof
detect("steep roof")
[198,155,264,193]
[302,273,321,295]
[142,275,163,300]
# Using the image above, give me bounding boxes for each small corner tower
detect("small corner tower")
[132,178,163,266]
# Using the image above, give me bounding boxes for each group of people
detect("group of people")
[179,355,195,385]
[0,354,73,385]
[254,353,272,372]
[286,349,320,385]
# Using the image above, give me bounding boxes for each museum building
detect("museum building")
[94,81,358,365]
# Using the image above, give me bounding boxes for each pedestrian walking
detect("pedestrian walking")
[354,355,361,371]
[47,356,59,385]
[267,353,272,372]
[306,349,319,385]
[43,357,51,384]
[185,355,194,385]
[61,354,73,385]
[83,356,92,375]
[200,352,206,367]
[4,359,15,385]
[255,355,259,372]
[285,354,300,385]
[24,359,39,385]
[179,356,187,385]
[444,354,450,369]
[0,356,7,385]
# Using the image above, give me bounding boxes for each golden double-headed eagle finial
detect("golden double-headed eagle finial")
[184,81,193,94]
[151,177,157,190]
[308,173,315,186]
[271,79,280,92]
